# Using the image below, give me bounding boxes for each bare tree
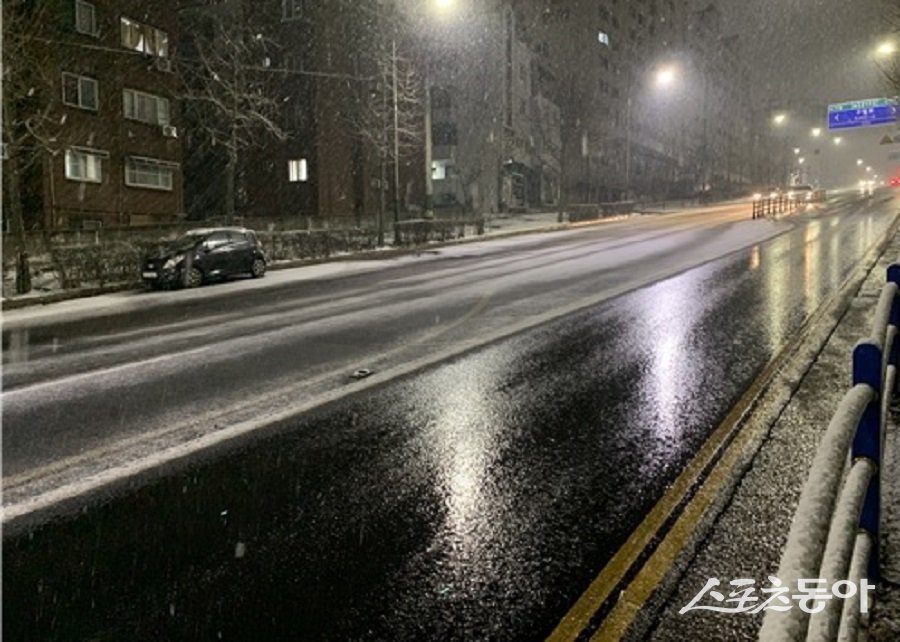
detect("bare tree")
[346,35,423,245]
[2,1,65,291]
[178,6,287,222]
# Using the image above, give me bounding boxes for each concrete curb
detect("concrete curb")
[0,215,632,311]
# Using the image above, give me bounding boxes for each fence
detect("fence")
[758,261,900,641]
[3,217,487,295]
[752,190,827,220]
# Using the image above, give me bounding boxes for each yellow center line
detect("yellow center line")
[549,209,900,642]
[546,352,781,642]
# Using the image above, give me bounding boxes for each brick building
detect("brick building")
[4,0,183,231]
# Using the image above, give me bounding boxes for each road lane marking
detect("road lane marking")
[2,291,496,496]
[2,346,213,398]
[548,207,900,642]
[3,218,794,527]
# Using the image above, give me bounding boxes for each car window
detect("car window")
[228,231,248,244]
[205,231,230,249]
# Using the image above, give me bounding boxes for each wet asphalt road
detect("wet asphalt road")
[3,194,899,640]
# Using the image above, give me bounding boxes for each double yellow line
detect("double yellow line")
[549,210,900,642]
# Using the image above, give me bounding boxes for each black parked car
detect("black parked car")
[142,228,267,289]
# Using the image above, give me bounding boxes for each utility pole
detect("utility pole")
[625,91,632,201]
[392,38,401,244]
[424,64,434,219]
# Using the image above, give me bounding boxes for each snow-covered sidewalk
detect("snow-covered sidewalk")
[645,222,900,641]
[3,200,754,312]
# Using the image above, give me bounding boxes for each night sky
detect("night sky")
[718,0,897,184]
[720,0,890,104]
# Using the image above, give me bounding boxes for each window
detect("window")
[204,232,230,249]
[432,122,458,146]
[432,160,453,181]
[75,1,97,36]
[288,159,308,182]
[282,0,304,21]
[125,156,176,190]
[65,148,105,182]
[62,73,98,111]
[121,17,169,57]
[123,89,170,125]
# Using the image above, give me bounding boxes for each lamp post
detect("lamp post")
[388,0,455,242]
[624,64,679,201]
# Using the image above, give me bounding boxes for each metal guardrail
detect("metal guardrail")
[759,265,900,641]
[752,190,827,220]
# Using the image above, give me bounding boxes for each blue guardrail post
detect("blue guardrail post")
[889,265,900,395]
[852,340,882,582]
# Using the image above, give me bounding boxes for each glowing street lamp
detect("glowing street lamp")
[834,137,843,145]
[773,113,787,126]
[811,128,822,137]
[793,147,801,155]
[799,157,806,165]
[876,41,897,58]
[655,66,677,88]
[857,159,864,166]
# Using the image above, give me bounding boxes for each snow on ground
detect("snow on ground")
[648,223,900,641]
[3,205,764,330]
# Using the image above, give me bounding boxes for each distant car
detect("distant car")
[142,227,267,289]
[789,184,815,201]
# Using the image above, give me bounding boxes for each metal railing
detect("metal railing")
[759,264,900,641]
[752,190,827,219]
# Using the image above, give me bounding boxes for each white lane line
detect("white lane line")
[2,346,213,398]
[3,219,796,524]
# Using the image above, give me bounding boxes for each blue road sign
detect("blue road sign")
[828,98,898,130]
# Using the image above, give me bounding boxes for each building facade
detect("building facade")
[4,0,183,230]
[428,0,562,214]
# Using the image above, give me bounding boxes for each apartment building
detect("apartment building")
[513,0,757,202]
[4,0,183,230]
[429,0,563,214]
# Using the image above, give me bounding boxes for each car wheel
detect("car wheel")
[184,266,203,288]
[251,258,266,278]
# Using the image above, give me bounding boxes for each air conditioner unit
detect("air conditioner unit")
[162,125,178,138]
[155,57,172,72]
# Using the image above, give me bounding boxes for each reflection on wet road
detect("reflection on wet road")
[3,196,898,641]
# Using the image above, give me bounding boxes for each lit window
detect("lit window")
[65,148,104,182]
[288,159,308,182]
[123,89,170,125]
[121,17,169,57]
[125,156,176,190]
[598,31,610,46]
[432,160,453,181]
[75,1,97,36]
[62,73,98,110]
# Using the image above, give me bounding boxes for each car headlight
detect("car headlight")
[163,254,184,270]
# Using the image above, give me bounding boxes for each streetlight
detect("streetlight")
[773,113,787,126]
[793,147,801,155]
[811,128,822,137]
[876,41,897,58]
[857,159,864,166]
[834,137,843,145]
[624,63,679,200]
[799,157,806,165]
[655,66,677,88]
[420,0,458,222]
